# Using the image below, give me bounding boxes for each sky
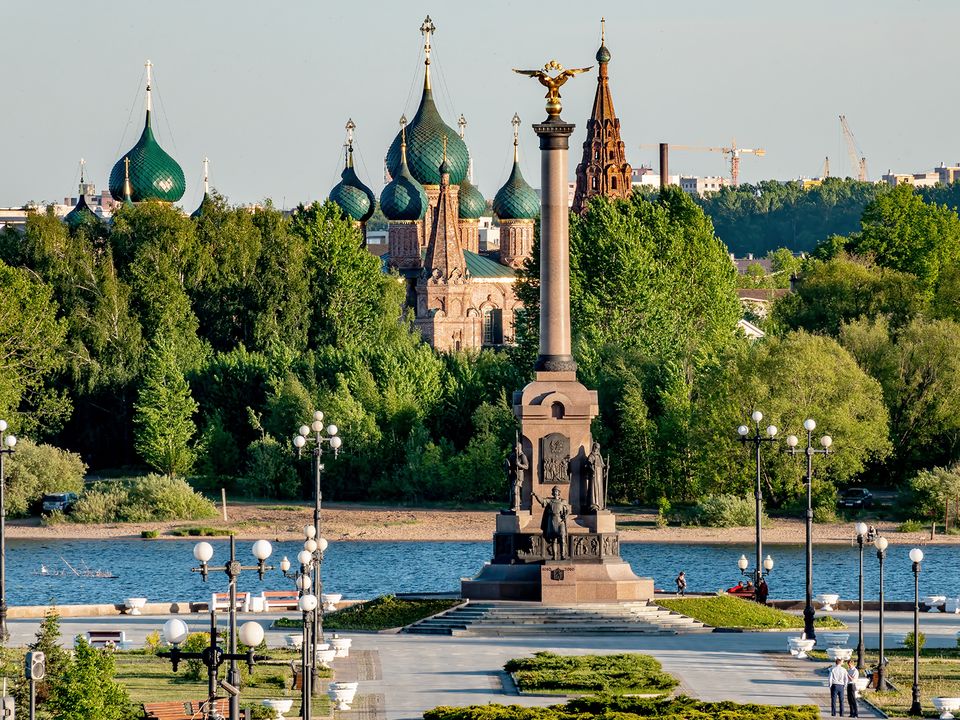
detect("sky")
[4,0,958,209]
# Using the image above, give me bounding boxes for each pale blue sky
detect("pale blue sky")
[4,0,956,208]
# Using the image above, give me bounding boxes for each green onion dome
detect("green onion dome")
[596,43,611,64]
[385,86,469,186]
[109,111,185,203]
[329,150,376,223]
[191,193,214,220]
[493,159,540,220]
[64,195,99,230]
[380,140,428,221]
[458,179,486,219]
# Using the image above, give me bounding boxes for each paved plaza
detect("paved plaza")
[11,608,960,718]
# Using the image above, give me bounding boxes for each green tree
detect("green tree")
[840,316,960,478]
[134,337,199,477]
[768,247,802,288]
[14,609,70,711]
[0,259,69,434]
[903,465,960,527]
[46,637,136,720]
[773,254,926,336]
[849,183,960,289]
[694,330,891,508]
[4,439,86,517]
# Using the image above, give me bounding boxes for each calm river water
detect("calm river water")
[8,538,955,606]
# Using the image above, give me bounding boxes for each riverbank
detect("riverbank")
[5,503,952,545]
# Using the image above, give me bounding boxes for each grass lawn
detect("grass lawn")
[656,595,845,629]
[276,595,460,631]
[859,648,960,718]
[115,649,331,717]
[503,651,677,695]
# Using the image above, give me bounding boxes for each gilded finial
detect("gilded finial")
[511,113,521,163]
[442,134,448,163]
[399,116,408,159]
[513,60,593,118]
[420,15,436,89]
[145,59,153,114]
[457,114,467,139]
[79,157,86,183]
[344,119,356,168]
[202,157,209,196]
[601,17,606,44]
[123,156,133,202]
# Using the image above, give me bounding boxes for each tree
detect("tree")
[849,183,960,289]
[904,465,960,528]
[45,637,136,720]
[840,316,960,479]
[694,330,891,508]
[768,247,802,288]
[134,336,198,477]
[773,254,927,336]
[0,259,69,434]
[14,609,70,711]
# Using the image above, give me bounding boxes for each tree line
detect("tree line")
[1,183,959,522]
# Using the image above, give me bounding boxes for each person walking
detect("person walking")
[846,659,859,717]
[829,657,849,717]
[675,571,686,596]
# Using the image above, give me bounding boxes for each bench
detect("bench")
[261,590,300,611]
[210,592,249,612]
[83,630,128,649]
[142,699,229,720]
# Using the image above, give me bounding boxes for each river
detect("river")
[9,538,954,606]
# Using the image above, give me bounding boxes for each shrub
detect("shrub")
[905,631,926,651]
[694,494,763,527]
[504,652,677,694]
[143,630,162,654]
[72,475,215,523]
[180,632,210,681]
[4,439,85,517]
[141,529,160,539]
[238,435,300,499]
[898,519,925,532]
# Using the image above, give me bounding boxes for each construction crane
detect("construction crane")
[839,115,867,181]
[639,140,765,186]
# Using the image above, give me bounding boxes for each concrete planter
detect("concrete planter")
[321,593,342,612]
[315,647,337,668]
[924,595,947,612]
[262,699,294,720]
[124,598,147,616]
[932,697,960,719]
[854,677,869,697]
[787,636,816,659]
[328,681,358,710]
[816,594,840,612]
[820,632,850,647]
[330,634,352,658]
[826,647,853,662]
[285,634,302,649]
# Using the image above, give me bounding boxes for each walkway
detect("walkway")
[11,611,935,719]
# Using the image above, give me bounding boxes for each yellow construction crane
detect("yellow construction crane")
[839,115,867,181]
[640,140,765,186]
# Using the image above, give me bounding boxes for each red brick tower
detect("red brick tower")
[572,19,633,214]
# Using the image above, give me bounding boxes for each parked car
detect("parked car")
[839,487,873,509]
[41,492,78,514]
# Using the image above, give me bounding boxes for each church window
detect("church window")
[482,307,503,345]
[611,177,617,189]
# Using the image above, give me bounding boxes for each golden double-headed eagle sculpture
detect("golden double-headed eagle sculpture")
[513,60,592,117]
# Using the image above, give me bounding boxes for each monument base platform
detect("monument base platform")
[460,560,654,603]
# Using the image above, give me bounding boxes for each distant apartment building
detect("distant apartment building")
[882,163,960,188]
[631,165,679,188]
[679,175,730,196]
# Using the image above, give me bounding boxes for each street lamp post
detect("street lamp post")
[854,522,868,671]
[280,530,326,711]
[738,411,779,588]
[909,547,924,716]
[0,420,16,642]
[159,614,265,720]
[785,418,833,642]
[293,412,341,689]
[875,535,889,691]
[297,594,318,720]
[192,537,274,720]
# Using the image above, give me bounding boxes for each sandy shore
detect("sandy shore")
[6,502,953,546]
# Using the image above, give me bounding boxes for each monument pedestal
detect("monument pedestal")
[461,559,653,603]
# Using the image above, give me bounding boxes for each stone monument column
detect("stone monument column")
[461,59,652,604]
[534,118,576,373]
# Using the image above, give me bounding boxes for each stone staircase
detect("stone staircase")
[403,600,710,636]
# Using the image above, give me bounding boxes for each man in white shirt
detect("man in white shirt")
[829,658,849,716]
[846,659,860,717]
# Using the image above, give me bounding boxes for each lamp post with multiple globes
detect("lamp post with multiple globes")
[854,521,868,672]
[875,535,889,691]
[909,547,924,716]
[293,412,341,674]
[0,419,16,641]
[737,411,779,588]
[785,418,833,641]
[191,537,274,720]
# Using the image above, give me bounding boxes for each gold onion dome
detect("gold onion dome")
[109,61,185,203]
[329,120,376,223]
[380,121,428,221]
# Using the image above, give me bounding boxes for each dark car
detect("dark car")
[839,487,873,509]
[41,492,78,514]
